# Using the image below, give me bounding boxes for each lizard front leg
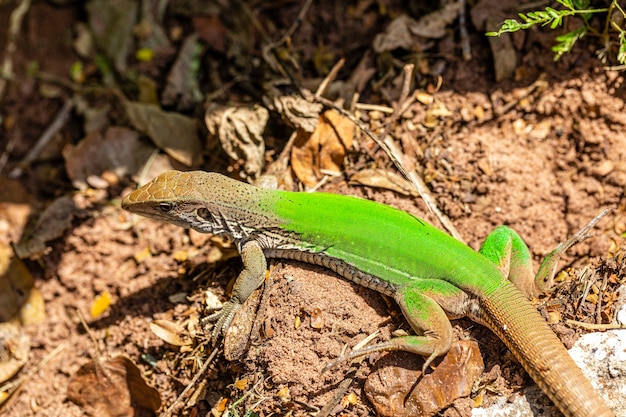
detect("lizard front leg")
[207,239,267,342]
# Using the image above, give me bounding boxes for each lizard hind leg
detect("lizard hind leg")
[323,282,462,375]
[479,226,536,298]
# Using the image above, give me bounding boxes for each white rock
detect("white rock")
[474,330,626,416]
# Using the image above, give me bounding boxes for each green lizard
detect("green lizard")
[122,170,614,417]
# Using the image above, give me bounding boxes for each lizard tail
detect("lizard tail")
[479,281,614,417]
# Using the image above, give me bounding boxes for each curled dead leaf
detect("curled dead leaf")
[0,320,30,385]
[365,341,483,417]
[13,195,78,260]
[63,127,155,190]
[224,287,262,361]
[350,169,418,197]
[205,104,269,178]
[373,4,462,53]
[150,319,191,346]
[291,109,354,188]
[270,94,322,132]
[67,355,161,416]
[125,101,202,167]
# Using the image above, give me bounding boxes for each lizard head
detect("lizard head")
[121,170,250,234]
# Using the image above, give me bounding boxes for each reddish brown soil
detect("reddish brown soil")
[0,1,624,417]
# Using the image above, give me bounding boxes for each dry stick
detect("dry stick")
[76,308,102,358]
[458,0,472,61]
[0,343,66,411]
[238,0,313,79]
[316,369,357,417]
[373,65,459,237]
[0,131,19,175]
[262,0,314,75]
[315,57,344,98]
[9,98,76,178]
[159,344,221,417]
[565,320,626,330]
[310,77,464,242]
[0,0,32,100]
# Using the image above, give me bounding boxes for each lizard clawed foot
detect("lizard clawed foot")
[203,300,241,344]
[535,207,612,292]
[321,338,440,376]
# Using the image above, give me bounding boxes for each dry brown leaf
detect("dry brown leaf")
[271,94,323,132]
[150,319,191,346]
[161,34,204,110]
[291,109,354,188]
[224,287,262,361]
[205,104,269,178]
[13,195,78,260]
[63,127,156,190]
[372,15,422,53]
[67,355,161,417]
[125,101,202,167]
[18,287,45,326]
[0,320,30,385]
[407,2,462,38]
[365,341,483,417]
[0,246,34,321]
[350,168,418,197]
[372,3,462,53]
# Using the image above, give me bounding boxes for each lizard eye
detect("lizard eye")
[159,202,175,213]
[196,207,211,221]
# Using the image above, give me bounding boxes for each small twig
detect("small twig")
[0,343,66,411]
[251,0,313,85]
[273,0,314,48]
[481,75,547,124]
[315,58,344,98]
[565,320,626,330]
[317,369,356,417]
[353,103,394,113]
[576,267,595,313]
[0,0,32,100]
[310,66,464,241]
[76,308,102,358]
[159,343,221,417]
[458,0,472,60]
[0,129,19,175]
[265,131,298,177]
[9,98,75,178]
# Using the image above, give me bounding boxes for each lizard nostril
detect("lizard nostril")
[159,202,175,213]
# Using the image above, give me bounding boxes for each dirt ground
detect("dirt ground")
[0,1,625,417]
